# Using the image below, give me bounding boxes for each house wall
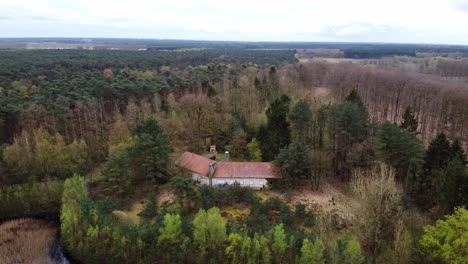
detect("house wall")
[190,172,268,189]
[191,173,209,185]
[213,178,268,189]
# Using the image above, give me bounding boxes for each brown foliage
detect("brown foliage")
[0,218,57,264]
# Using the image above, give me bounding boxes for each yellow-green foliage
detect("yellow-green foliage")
[0,180,63,219]
[0,218,57,264]
[3,128,87,179]
[222,207,251,222]
[60,175,145,263]
[419,207,468,264]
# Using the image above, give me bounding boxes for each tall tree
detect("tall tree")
[416,133,451,209]
[341,239,365,264]
[333,100,369,181]
[193,207,227,259]
[424,133,452,173]
[352,165,402,262]
[450,139,467,166]
[298,238,325,264]
[399,106,418,134]
[344,89,364,108]
[419,207,468,264]
[247,138,262,161]
[130,117,173,182]
[434,159,468,214]
[274,142,312,187]
[272,224,288,264]
[376,122,424,189]
[169,175,195,208]
[289,100,313,144]
[158,213,188,261]
[258,95,291,161]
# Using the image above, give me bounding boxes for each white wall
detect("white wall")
[192,173,209,185]
[191,173,268,189]
[213,178,267,189]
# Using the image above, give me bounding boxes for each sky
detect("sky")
[1,0,468,44]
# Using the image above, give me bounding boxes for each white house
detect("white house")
[176,152,281,189]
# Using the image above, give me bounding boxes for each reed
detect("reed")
[0,218,57,264]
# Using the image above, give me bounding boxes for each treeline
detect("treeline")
[0,180,63,219]
[0,49,294,147]
[285,61,468,147]
[343,48,416,58]
[436,58,468,78]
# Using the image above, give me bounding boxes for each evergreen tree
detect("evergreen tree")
[400,106,418,134]
[289,100,313,144]
[274,142,312,187]
[377,122,423,188]
[450,139,467,166]
[344,89,364,108]
[434,159,468,213]
[416,133,451,209]
[258,95,291,161]
[424,133,452,173]
[169,175,195,208]
[268,66,281,100]
[130,117,173,182]
[333,101,369,181]
[138,188,158,219]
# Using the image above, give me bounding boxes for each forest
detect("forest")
[0,45,467,264]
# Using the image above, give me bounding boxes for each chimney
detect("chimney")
[210,145,217,154]
[224,151,230,161]
[208,161,216,186]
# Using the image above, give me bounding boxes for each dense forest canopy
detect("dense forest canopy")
[0,42,467,264]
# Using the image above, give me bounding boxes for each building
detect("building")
[176,152,281,189]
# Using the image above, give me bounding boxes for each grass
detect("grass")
[0,218,57,264]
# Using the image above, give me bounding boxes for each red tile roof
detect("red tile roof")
[176,152,282,179]
[214,162,281,179]
[176,152,213,176]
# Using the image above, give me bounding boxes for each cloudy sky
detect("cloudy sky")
[2,0,468,44]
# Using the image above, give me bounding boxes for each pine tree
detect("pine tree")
[434,159,468,213]
[258,95,291,161]
[274,142,312,187]
[450,139,467,166]
[130,117,173,182]
[424,133,452,172]
[377,122,423,189]
[345,89,364,108]
[416,133,452,210]
[400,106,418,134]
[289,100,313,144]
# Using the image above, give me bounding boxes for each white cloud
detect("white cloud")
[0,0,467,44]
